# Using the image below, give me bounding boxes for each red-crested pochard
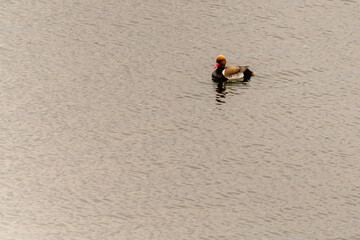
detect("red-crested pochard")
[212,55,255,82]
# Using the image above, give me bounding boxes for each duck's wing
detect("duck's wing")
[223,66,248,78]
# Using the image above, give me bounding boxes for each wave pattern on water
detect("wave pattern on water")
[1,0,360,240]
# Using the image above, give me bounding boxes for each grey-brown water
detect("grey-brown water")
[1,1,359,239]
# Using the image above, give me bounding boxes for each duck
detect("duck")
[212,55,255,82]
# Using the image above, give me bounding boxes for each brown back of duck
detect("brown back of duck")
[223,66,248,78]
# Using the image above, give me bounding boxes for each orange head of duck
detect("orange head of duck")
[213,55,226,69]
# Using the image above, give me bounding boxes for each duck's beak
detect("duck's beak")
[213,63,220,69]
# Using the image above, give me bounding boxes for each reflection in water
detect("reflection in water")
[215,81,227,103]
[214,80,250,104]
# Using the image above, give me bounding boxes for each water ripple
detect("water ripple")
[1,0,359,240]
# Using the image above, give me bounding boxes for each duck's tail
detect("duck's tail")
[243,68,255,82]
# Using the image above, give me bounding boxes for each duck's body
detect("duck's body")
[212,55,255,82]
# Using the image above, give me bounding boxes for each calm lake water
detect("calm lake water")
[1,0,359,239]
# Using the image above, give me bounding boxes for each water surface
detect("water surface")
[1,0,359,239]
